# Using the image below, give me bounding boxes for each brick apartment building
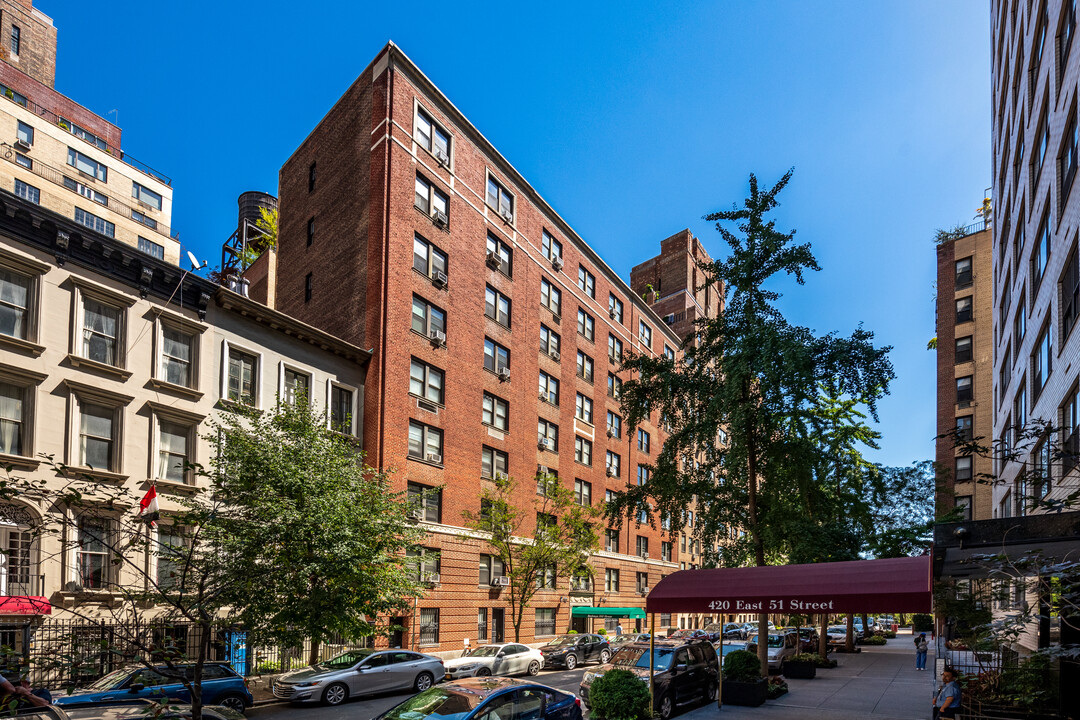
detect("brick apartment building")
[259,42,722,651]
[935,223,994,521]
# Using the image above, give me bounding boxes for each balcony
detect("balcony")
[1,142,172,239]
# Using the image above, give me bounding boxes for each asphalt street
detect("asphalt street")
[246,665,594,720]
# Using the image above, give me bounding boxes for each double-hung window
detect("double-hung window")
[0,267,30,340]
[485,338,510,374]
[67,148,106,182]
[539,325,560,357]
[410,358,445,403]
[408,422,444,465]
[605,568,619,592]
[330,385,354,434]
[227,348,258,405]
[578,266,595,298]
[486,175,514,222]
[541,230,562,262]
[608,334,623,363]
[283,368,310,405]
[538,419,558,451]
[157,420,191,484]
[82,298,121,366]
[575,436,592,466]
[539,371,559,405]
[606,450,620,477]
[160,326,194,388]
[486,234,513,277]
[411,295,446,337]
[78,518,112,589]
[607,411,621,438]
[639,321,652,347]
[608,294,623,323]
[408,481,442,522]
[575,479,591,506]
[1033,323,1053,397]
[955,336,973,363]
[955,257,973,288]
[414,175,448,222]
[483,392,509,431]
[637,465,651,485]
[132,183,163,211]
[485,286,511,327]
[575,393,593,424]
[577,351,593,382]
[479,554,505,586]
[79,402,116,471]
[955,297,973,323]
[957,375,974,405]
[541,279,561,316]
[0,381,28,457]
[605,528,619,553]
[577,309,594,341]
[482,446,509,479]
[16,121,31,147]
[413,235,448,279]
[638,429,650,453]
[414,108,450,162]
[607,373,621,398]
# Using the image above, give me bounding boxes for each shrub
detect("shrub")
[766,676,788,699]
[810,655,838,668]
[882,630,897,639]
[567,630,578,634]
[254,660,281,674]
[789,654,820,664]
[588,669,651,720]
[912,614,933,632]
[723,650,761,682]
[860,635,887,646]
[597,628,608,635]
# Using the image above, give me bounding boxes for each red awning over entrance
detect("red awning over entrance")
[646,556,931,614]
[0,596,51,615]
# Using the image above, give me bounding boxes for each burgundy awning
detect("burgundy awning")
[646,556,931,614]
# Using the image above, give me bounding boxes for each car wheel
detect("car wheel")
[322,683,349,706]
[527,660,540,676]
[216,694,248,714]
[599,649,611,664]
[477,668,492,677]
[705,681,717,703]
[658,693,673,720]
[564,654,578,670]
[415,672,434,692]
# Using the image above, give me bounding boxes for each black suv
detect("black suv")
[539,634,611,670]
[579,639,719,720]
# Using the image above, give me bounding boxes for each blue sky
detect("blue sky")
[46,1,990,468]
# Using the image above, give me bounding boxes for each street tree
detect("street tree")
[464,473,600,642]
[610,171,895,673]
[207,396,428,665]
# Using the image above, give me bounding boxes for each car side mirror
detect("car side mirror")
[129,684,145,693]
[497,652,506,658]
[675,663,687,672]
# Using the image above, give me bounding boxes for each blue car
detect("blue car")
[377,677,582,720]
[53,663,253,714]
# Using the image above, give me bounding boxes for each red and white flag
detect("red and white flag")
[139,485,159,527]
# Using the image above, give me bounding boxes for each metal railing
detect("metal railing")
[0,143,172,239]
[534,618,557,637]
[0,89,171,186]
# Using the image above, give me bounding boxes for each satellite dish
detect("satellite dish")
[186,251,204,271]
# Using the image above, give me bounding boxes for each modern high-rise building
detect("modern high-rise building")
[257,42,729,650]
[935,221,994,521]
[0,0,175,265]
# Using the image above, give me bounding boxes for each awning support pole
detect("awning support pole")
[648,612,655,714]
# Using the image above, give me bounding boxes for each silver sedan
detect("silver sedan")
[272,649,445,706]
[443,643,543,679]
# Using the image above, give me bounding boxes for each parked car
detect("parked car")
[720,623,745,640]
[376,678,582,720]
[745,633,799,673]
[444,643,544,679]
[539,634,611,670]
[580,638,719,720]
[272,648,445,706]
[53,663,253,714]
[826,625,852,648]
[667,629,710,641]
[608,633,651,648]
[12,702,243,720]
[791,628,824,653]
[701,623,725,642]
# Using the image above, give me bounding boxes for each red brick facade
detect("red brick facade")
[273,44,705,650]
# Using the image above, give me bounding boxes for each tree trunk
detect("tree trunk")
[860,613,870,638]
[746,423,768,676]
[309,638,322,666]
[757,615,770,677]
[819,614,828,660]
[845,613,855,653]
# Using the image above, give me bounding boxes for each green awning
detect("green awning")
[570,606,646,619]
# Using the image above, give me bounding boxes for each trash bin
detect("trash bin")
[891,623,898,633]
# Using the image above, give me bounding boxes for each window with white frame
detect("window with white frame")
[132,183,163,211]
[226,346,258,406]
[330,383,355,435]
[156,419,192,484]
[159,324,196,388]
[486,175,514,221]
[64,176,106,205]
[14,179,38,205]
[16,121,32,147]
[542,230,562,262]
[138,237,164,260]
[79,401,118,471]
[67,148,107,182]
[282,367,310,405]
[81,298,122,366]
[77,517,113,589]
[410,358,445,403]
[483,392,509,431]
[415,108,451,161]
[0,266,31,340]
[0,376,34,458]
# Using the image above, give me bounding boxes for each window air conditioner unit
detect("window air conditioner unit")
[606,428,616,439]
[432,270,448,288]
[408,507,422,520]
[539,391,549,402]
[537,465,550,475]
[486,250,502,269]
[606,466,617,477]
[492,576,510,587]
[638,588,648,596]
[609,309,617,320]
[423,572,441,584]
[434,149,449,166]
[429,329,446,346]
[642,552,649,560]
[13,139,30,152]
[549,350,561,361]
[494,471,509,481]
[551,256,563,271]
[432,210,448,228]
[426,452,442,464]
[497,367,511,382]
[499,208,513,223]
[539,438,554,451]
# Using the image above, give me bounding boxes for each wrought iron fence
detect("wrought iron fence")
[936,638,1065,719]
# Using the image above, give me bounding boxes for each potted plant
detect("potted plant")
[721,650,767,707]
[782,654,818,679]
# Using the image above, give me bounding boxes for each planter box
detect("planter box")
[722,678,767,707]
[782,661,816,679]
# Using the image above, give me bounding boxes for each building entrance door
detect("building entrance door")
[391,617,405,648]
[492,609,505,643]
[571,617,587,633]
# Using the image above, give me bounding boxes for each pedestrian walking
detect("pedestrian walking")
[616,622,624,635]
[932,668,962,719]
[915,632,928,670]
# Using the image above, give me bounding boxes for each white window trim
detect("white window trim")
[220,339,264,409]
[151,311,206,397]
[65,510,119,590]
[147,401,205,487]
[0,247,48,352]
[69,277,135,376]
[326,378,359,436]
[63,379,132,479]
[278,361,314,405]
[0,362,45,465]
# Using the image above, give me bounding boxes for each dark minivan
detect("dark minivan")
[539,634,611,670]
[579,639,719,720]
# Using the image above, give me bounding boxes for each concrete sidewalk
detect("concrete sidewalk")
[685,633,934,720]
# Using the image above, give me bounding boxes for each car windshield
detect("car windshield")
[323,649,374,669]
[468,646,502,658]
[382,687,481,720]
[611,647,675,671]
[84,668,134,691]
[828,627,846,634]
[544,637,576,647]
[749,636,784,648]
